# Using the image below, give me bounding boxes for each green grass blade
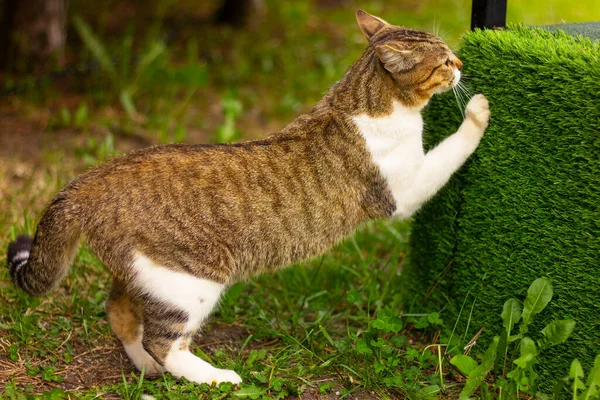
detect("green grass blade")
[73,15,117,78]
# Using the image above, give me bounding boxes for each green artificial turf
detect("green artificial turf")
[403,24,600,390]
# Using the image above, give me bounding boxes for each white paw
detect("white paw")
[140,359,165,376]
[124,341,165,376]
[206,368,243,385]
[176,367,242,385]
[465,94,490,130]
[164,349,242,385]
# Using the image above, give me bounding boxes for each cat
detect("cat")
[6,10,490,385]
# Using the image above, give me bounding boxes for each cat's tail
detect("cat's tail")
[7,191,82,296]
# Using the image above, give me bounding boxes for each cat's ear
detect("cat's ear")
[356,10,389,40]
[375,43,424,74]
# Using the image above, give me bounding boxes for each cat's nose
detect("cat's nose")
[453,56,463,71]
[451,52,463,70]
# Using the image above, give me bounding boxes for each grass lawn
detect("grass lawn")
[1,0,599,399]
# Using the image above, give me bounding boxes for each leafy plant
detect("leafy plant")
[75,133,116,165]
[566,355,600,400]
[216,88,243,143]
[50,102,90,130]
[345,291,440,397]
[73,16,165,119]
[72,15,207,133]
[450,278,576,399]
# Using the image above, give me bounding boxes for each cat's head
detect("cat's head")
[356,10,462,106]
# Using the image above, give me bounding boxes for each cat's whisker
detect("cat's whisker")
[462,92,471,110]
[455,84,466,99]
[460,90,473,100]
[452,87,466,117]
[432,18,440,37]
[460,81,474,94]
[438,28,451,41]
[457,87,472,102]
[456,81,475,99]
[460,96,467,115]
[456,85,471,113]
[458,79,475,96]
[431,20,450,41]
[461,89,474,102]
[456,78,469,88]
[458,71,471,81]
[458,79,473,92]
[458,98,468,116]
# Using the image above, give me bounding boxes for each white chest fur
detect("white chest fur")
[352,97,486,219]
[354,103,424,159]
[353,102,426,218]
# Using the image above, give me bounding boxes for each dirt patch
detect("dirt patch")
[293,388,382,400]
[0,335,124,394]
[0,323,252,393]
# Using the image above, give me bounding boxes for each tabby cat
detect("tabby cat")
[7,10,490,385]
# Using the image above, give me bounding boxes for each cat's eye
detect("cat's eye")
[445,58,452,67]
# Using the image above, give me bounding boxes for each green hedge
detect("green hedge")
[403,25,600,389]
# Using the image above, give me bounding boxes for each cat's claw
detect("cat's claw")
[465,94,490,130]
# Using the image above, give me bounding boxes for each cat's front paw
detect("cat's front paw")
[465,94,490,130]
[207,368,243,385]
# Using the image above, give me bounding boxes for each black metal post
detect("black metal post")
[471,0,507,30]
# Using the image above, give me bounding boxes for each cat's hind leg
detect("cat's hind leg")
[106,279,164,375]
[132,252,242,385]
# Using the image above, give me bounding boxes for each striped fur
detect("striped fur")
[5,10,490,385]
[7,235,33,284]
[7,193,82,296]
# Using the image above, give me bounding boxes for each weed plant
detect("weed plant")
[449,278,581,399]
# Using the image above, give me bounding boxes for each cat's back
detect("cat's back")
[66,112,394,281]
[70,111,365,207]
[69,139,281,207]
